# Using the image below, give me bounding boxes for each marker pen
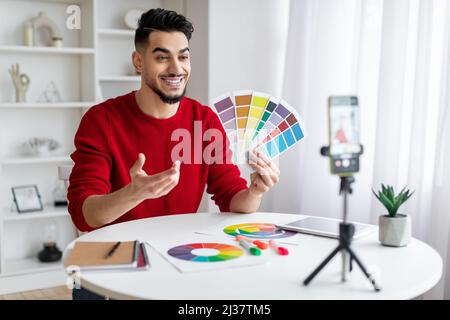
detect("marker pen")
[269,240,289,255]
[235,235,268,250]
[239,240,262,256]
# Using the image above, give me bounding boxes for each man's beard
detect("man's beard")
[151,86,186,104]
[144,74,187,105]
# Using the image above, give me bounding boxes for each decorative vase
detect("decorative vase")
[23,21,34,46]
[379,214,411,247]
[29,12,62,47]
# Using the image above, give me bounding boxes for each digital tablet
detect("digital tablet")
[276,216,377,239]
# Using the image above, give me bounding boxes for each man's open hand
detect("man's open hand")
[128,153,180,201]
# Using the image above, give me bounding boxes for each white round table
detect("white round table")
[64,212,442,300]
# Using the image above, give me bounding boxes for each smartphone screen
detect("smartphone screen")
[328,96,360,156]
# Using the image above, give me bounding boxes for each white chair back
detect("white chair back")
[58,165,84,236]
[58,165,73,188]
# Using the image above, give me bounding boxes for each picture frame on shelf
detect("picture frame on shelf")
[11,185,44,213]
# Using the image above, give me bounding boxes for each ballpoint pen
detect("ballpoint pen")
[105,241,121,259]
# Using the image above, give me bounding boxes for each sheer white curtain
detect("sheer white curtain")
[368,0,450,299]
[278,0,450,299]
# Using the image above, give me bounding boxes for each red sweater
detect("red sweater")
[68,91,248,232]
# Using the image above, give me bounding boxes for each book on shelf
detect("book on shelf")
[64,240,150,272]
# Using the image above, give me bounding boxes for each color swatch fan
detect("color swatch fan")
[211,90,307,162]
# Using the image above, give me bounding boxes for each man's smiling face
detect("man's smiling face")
[140,31,191,104]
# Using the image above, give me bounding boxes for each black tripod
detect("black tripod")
[303,175,381,291]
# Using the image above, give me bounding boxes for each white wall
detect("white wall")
[209,0,289,99]
[184,0,209,106]
[208,0,290,211]
[274,0,376,222]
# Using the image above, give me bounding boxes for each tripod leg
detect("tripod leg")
[341,251,354,281]
[304,245,341,286]
[346,247,381,291]
[349,255,353,272]
[341,251,347,282]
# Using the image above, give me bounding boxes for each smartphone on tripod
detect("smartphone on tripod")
[328,96,361,176]
[303,96,381,291]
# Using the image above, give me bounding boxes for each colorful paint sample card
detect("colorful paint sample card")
[211,92,236,131]
[253,103,307,159]
[232,90,253,163]
[252,96,280,140]
[210,90,307,163]
[244,91,271,141]
[211,92,239,162]
[149,235,268,273]
[233,90,253,140]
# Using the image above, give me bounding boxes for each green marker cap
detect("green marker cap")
[249,247,262,256]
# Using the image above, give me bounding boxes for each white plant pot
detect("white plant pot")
[379,214,411,247]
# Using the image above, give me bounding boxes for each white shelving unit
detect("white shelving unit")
[95,0,142,100]
[2,206,69,222]
[98,76,141,82]
[0,155,72,165]
[0,45,95,55]
[0,0,205,294]
[2,258,62,276]
[0,0,180,294]
[0,0,95,294]
[0,102,95,109]
[97,28,135,37]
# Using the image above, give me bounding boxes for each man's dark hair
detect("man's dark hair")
[134,8,194,51]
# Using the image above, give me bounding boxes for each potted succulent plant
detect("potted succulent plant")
[373,184,414,247]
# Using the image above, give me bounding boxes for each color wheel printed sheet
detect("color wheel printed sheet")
[195,217,306,245]
[149,235,268,273]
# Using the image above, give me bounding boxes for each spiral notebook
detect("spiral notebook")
[64,240,149,271]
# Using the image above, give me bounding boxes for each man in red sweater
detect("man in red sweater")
[68,8,280,233]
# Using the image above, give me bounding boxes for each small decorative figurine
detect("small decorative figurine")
[8,63,30,103]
